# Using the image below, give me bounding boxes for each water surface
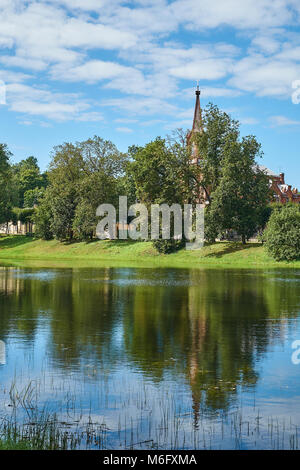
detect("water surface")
[0,265,299,449]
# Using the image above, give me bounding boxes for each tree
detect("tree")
[72,136,128,240]
[128,137,190,253]
[208,136,270,243]
[193,103,240,202]
[43,136,128,241]
[0,144,16,229]
[73,200,96,240]
[13,156,46,207]
[34,191,53,240]
[48,142,84,240]
[128,138,186,206]
[264,205,300,261]
[24,187,45,208]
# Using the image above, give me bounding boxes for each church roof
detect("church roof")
[191,84,203,134]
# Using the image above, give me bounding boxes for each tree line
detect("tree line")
[0,103,299,259]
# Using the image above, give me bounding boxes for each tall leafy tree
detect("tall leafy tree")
[192,103,240,202]
[128,137,186,206]
[38,136,128,241]
[72,136,128,239]
[0,144,16,228]
[13,156,46,207]
[48,143,84,240]
[208,136,270,243]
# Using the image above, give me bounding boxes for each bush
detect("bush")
[264,205,300,261]
[152,238,184,254]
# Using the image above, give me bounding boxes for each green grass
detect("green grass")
[0,439,34,450]
[0,235,299,269]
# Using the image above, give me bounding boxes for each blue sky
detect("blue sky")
[0,0,300,188]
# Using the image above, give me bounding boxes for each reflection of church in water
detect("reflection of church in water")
[188,85,300,204]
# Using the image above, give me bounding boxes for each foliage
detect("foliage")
[24,187,45,207]
[45,136,128,241]
[72,200,96,240]
[128,136,193,252]
[13,207,35,224]
[153,238,184,254]
[193,103,240,201]
[207,136,270,243]
[264,205,300,261]
[13,156,47,207]
[128,138,187,206]
[0,143,17,226]
[34,192,53,240]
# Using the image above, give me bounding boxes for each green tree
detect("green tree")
[43,136,127,241]
[208,136,269,243]
[128,137,189,253]
[48,143,84,240]
[34,190,53,240]
[73,200,95,240]
[72,136,128,240]
[0,144,16,228]
[193,103,240,202]
[13,156,46,207]
[24,187,45,208]
[128,138,186,206]
[264,205,300,261]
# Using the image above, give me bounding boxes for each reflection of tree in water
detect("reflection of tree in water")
[0,266,299,421]
[0,267,130,369]
[123,269,300,421]
[0,267,40,342]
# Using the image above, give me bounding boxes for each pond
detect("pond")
[0,265,299,449]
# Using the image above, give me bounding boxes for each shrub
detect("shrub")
[264,205,300,261]
[153,238,184,254]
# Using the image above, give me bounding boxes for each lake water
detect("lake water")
[0,265,300,449]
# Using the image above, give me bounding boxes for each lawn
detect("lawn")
[0,235,299,269]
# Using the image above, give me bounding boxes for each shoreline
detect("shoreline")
[0,236,299,269]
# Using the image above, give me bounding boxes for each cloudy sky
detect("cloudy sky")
[0,0,300,186]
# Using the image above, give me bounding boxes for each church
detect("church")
[188,85,300,204]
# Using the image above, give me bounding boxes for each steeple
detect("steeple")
[187,82,203,152]
[192,81,203,134]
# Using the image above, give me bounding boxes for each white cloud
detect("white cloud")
[5,83,101,121]
[115,126,133,133]
[171,0,295,30]
[115,118,138,123]
[239,117,259,125]
[250,34,281,55]
[0,56,47,71]
[18,120,33,126]
[169,58,233,81]
[76,111,104,121]
[0,0,300,122]
[0,69,30,83]
[102,96,177,115]
[50,59,141,84]
[269,115,300,126]
[229,54,300,97]
[0,1,137,76]
[200,87,242,98]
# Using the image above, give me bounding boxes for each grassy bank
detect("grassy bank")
[0,235,299,269]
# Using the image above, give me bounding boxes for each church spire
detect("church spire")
[192,81,203,134]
